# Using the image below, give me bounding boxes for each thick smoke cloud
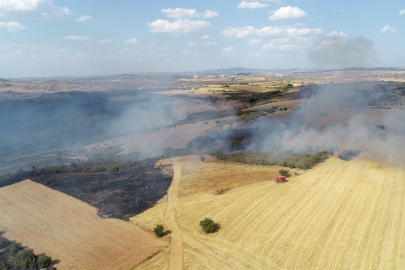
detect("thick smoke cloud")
[255,84,405,166]
[308,36,381,69]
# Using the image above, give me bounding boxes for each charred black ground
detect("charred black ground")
[0,159,173,220]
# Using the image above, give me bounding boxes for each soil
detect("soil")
[30,162,173,220]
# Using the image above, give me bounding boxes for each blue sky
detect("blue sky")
[0,0,404,78]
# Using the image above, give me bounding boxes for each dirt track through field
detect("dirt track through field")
[165,159,183,270]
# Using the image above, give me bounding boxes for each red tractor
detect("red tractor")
[274,176,287,183]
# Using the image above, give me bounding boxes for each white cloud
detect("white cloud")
[269,6,307,21]
[261,37,314,51]
[327,31,347,37]
[399,10,405,16]
[237,2,269,9]
[161,8,218,19]
[183,48,199,55]
[98,39,111,44]
[222,25,322,38]
[159,46,176,50]
[205,41,217,46]
[0,0,70,18]
[0,21,27,31]
[188,40,217,46]
[222,47,234,52]
[200,34,212,39]
[148,19,210,34]
[380,25,397,34]
[76,14,92,22]
[262,43,299,51]
[124,38,138,44]
[187,41,198,46]
[248,53,263,57]
[65,36,91,41]
[249,38,262,45]
[121,47,129,52]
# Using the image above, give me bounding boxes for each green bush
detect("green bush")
[0,236,10,249]
[200,218,216,233]
[278,169,291,177]
[9,242,22,256]
[108,165,119,175]
[153,224,164,238]
[37,255,52,268]
[200,156,205,162]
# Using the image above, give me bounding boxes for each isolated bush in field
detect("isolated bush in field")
[200,218,216,233]
[284,107,288,111]
[153,224,164,237]
[37,255,52,268]
[200,156,205,162]
[278,169,291,177]
[108,165,119,175]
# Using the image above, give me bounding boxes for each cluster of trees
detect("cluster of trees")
[0,236,53,270]
[153,218,217,237]
[211,151,329,170]
[226,90,281,104]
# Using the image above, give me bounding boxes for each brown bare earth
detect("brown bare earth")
[133,156,405,269]
[0,180,165,270]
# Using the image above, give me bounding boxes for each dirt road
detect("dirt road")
[164,159,183,270]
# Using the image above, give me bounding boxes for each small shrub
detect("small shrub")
[284,107,287,111]
[37,255,52,268]
[153,224,164,237]
[200,218,216,233]
[9,242,22,256]
[200,156,205,162]
[108,166,119,175]
[278,169,291,177]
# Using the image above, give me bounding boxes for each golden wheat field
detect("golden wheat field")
[0,180,165,270]
[134,156,405,269]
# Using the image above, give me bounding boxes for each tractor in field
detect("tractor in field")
[274,176,287,183]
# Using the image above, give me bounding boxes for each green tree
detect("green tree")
[37,255,52,268]
[108,166,119,175]
[153,224,164,237]
[200,218,216,233]
[278,169,291,177]
[200,156,205,162]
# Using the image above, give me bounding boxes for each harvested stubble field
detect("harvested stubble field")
[134,155,405,269]
[0,180,165,270]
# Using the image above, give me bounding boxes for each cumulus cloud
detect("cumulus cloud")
[124,38,138,44]
[65,36,91,41]
[148,19,210,33]
[308,36,381,69]
[262,43,298,51]
[161,8,218,19]
[380,25,397,34]
[183,48,199,55]
[222,46,234,52]
[249,38,262,45]
[0,0,70,18]
[0,21,27,31]
[269,6,307,21]
[237,2,270,9]
[98,39,111,43]
[188,40,218,46]
[222,25,322,38]
[76,14,92,22]
[399,10,405,16]
[261,37,311,51]
[200,34,212,39]
[327,31,347,37]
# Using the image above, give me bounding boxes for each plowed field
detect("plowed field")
[134,156,405,269]
[0,180,165,270]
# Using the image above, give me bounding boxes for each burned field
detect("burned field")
[1,160,174,220]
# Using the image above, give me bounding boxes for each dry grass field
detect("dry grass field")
[0,180,165,270]
[133,155,405,269]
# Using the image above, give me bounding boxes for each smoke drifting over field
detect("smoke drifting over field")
[0,93,187,163]
[308,36,381,69]
[255,84,405,166]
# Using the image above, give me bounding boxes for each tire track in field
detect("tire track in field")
[164,159,183,270]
